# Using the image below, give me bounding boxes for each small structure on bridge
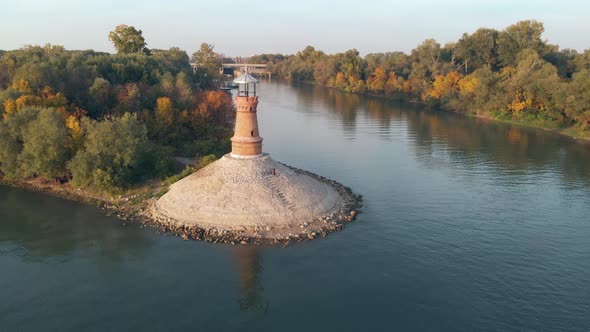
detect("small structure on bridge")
[152,74,360,244]
[222,63,272,79]
[190,62,272,79]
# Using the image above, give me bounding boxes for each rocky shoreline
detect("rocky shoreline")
[148,165,363,246]
[1,164,363,247]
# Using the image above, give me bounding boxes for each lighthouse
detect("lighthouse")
[231,71,263,158]
[154,68,360,243]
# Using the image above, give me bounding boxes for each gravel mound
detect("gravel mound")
[154,154,343,230]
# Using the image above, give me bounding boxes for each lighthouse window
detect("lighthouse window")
[251,130,254,136]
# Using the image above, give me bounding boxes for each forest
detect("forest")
[0,25,233,191]
[250,20,589,136]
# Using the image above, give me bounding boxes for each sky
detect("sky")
[1,0,588,57]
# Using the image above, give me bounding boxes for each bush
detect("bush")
[138,142,175,180]
[195,154,217,169]
[165,154,217,184]
[165,165,195,184]
[179,136,231,158]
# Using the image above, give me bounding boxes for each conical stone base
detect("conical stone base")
[153,154,344,231]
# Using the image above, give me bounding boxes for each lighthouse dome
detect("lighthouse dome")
[233,73,259,84]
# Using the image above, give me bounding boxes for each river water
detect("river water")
[1,81,590,331]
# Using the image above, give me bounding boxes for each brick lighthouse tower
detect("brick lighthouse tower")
[230,70,263,158]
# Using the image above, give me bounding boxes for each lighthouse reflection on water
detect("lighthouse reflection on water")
[233,247,269,313]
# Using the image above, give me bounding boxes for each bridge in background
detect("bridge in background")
[190,63,272,79]
[222,63,271,79]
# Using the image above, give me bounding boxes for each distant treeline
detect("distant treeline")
[0,26,234,191]
[250,20,589,134]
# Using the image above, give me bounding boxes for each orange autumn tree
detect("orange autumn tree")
[3,86,71,120]
[507,89,546,114]
[196,91,234,124]
[155,97,175,126]
[2,98,18,120]
[423,71,463,101]
[66,115,84,152]
[458,75,479,95]
[11,79,33,94]
[385,72,404,96]
[367,66,388,94]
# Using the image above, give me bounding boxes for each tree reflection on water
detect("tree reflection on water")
[290,81,590,185]
[0,186,153,263]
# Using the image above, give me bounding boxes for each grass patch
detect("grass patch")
[559,125,590,140]
[165,154,218,184]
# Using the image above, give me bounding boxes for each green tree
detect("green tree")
[20,108,70,179]
[561,70,590,127]
[544,48,578,78]
[192,43,220,87]
[573,49,590,72]
[497,20,550,67]
[365,52,411,78]
[88,77,111,115]
[192,43,218,71]
[503,49,561,118]
[340,49,366,80]
[454,28,499,73]
[108,24,150,55]
[68,113,148,190]
[0,108,39,179]
[411,39,443,77]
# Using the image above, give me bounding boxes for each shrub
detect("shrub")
[165,154,217,184]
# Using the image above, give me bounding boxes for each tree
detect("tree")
[497,20,549,67]
[89,77,111,114]
[174,72,193,108]
[384,71,403,96]
[20,108,70,179]
[544,48,577,78]
[423,71,462,101]
[2,98,18,119]
[503,49,560,118]
[12,62,56,92]
[454,28,499,73]
[560,70,590,128]
[367,66,388,94]
[0,108,40,179]
[151,47,190,73]
[193,43,218,71]
[108,24,149,55]
[114,83,141,114]
[66,115,84,153]
[340,49,366,80]
[411,39,443,77]
[0,39,233,185]
[155,97,175,127]
[68,113,148,190]
[192,43,220,87]
[573,49,590,72]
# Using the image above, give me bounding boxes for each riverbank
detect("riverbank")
[0,162,362,246]
[469,114,590,143]
[288,79,590,142]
